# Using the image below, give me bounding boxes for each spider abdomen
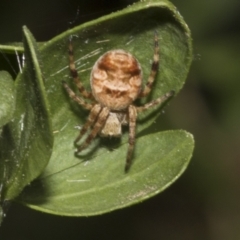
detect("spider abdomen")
[91,50,142,110]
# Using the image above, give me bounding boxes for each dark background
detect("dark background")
[1,0,240,239]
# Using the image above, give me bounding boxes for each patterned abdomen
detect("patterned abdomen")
[91,50,142,110]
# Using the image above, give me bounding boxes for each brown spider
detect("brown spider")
[63,32,174,171]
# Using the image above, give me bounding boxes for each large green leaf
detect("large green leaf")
[0,27,53,203]
[18,0,193,215]
[20,130,193,215]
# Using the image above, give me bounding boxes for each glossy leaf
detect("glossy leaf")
[18,0,193,215]
[20,130,193,216]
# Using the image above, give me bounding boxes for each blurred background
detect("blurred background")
[1,0,240,239]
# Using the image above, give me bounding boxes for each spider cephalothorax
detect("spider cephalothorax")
[63,32,174,171]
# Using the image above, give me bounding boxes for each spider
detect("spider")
[62,32,174,172]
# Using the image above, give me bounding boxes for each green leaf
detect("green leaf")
[0,26,53,201]
[20,130,193,216]
[0,71,15,128]
[18,0,193,215]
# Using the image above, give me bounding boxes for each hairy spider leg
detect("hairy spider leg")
[125,105,137,172]
[62,81,93,110]
[136,90,175,113]
[139,31,159,98]
[76,107,110,152]
[68,37,94,100]
[74,104,102,143]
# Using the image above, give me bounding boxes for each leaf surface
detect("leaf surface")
[21,130,193,216]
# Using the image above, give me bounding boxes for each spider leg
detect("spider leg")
[76,106,110,152]
[74,104,102,143]
[62,81,94,110]
[68,37,94,100]
[136,90,174,113]
[125,105,137,172]
[139,31,159,98]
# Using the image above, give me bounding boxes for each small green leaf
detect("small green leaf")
[0,27,53,201]
[18,0,193,215]
[0,71,15,128]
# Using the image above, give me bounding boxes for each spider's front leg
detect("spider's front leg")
[62,81,94,110]
[76,106,109,152]
[125,105,137,172]
[74,104,102,144]
[68,37,94,100]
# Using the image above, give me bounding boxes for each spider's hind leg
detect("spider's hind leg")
[139,31,159,98]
